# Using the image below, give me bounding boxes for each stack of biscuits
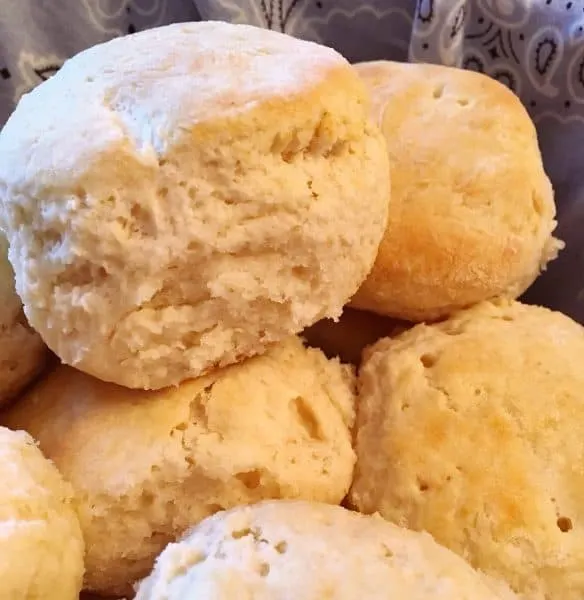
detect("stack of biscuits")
[0,20,579,600]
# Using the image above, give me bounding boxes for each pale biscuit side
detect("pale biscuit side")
[0,22,389,389]
[0,236,47,405]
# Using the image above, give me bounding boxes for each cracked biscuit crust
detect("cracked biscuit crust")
[2,337,356,596]
[350,299,584,599]
[0,21,389,390]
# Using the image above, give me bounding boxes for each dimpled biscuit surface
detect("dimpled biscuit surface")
[351,61,561,321]
[135,500,517,600]
[350,299,584,599]
[0,426,84,600]
[0,21,389,389]
[2,337,356,596]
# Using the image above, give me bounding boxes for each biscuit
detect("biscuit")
[302,307,409,365]
[350,61,562,321]
[0,22,389,390]
[0,235,47,406]
[135,500,517,599]
[2,337,356,596]
[350,299,584,599]
[0,426,84,599]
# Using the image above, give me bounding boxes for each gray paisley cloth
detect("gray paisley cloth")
[0,0,582,320]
